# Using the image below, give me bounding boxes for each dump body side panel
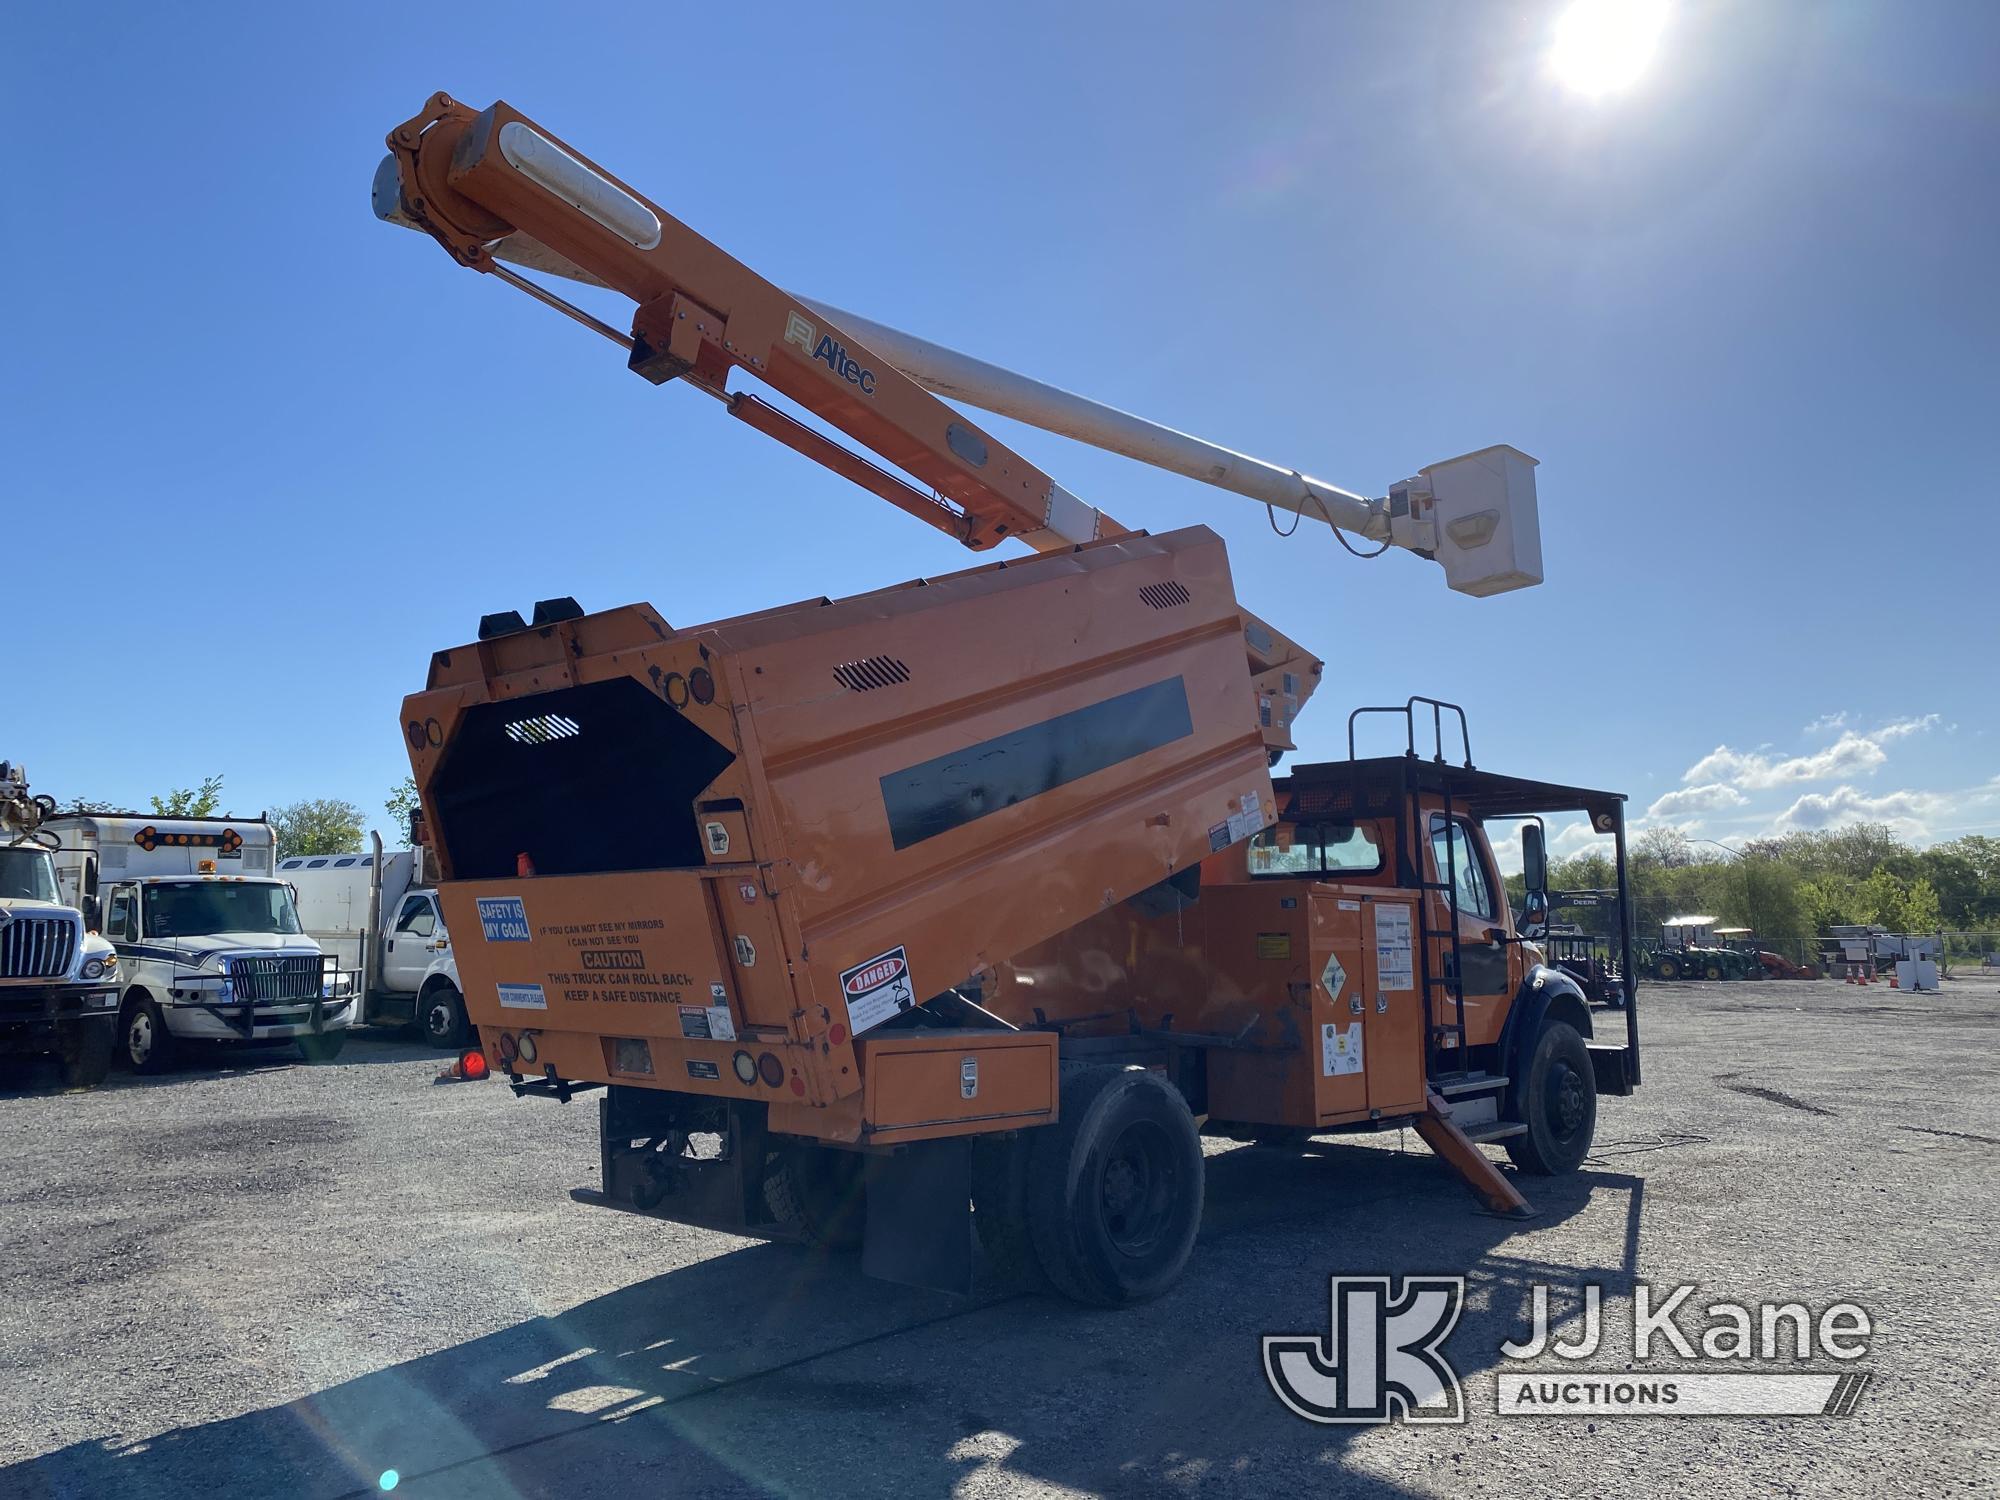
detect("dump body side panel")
[410,527,1272,1133]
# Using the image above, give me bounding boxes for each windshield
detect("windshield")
[0,847,61,903]
[142,881,302,938]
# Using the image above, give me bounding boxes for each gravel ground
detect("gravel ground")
[1,974,1995,1499]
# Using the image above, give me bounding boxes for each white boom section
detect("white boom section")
[798,299,1543,597]
[375,190,1546,597]
[801,299,1387,536]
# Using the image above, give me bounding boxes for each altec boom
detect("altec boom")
[379,93,1636,1304]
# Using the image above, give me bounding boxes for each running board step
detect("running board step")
[1435,1073,1509,1098]
[1462,1122,1528,1143]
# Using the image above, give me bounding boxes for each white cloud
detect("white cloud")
[1682,716,1938,792]
[1875,714,1941,741]
[1770,784,1948,837]
[1803,712,1848,734]
[1646,783,1748,819]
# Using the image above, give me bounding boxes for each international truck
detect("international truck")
[1,764,121,1088]
[373,92,1641,1303]
[283,834,468,1046]
[46,812,353,1072]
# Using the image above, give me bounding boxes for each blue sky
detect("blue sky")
[8,2,1996,855]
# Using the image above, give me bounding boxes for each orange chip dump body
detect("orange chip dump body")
[405,526,1272,1139]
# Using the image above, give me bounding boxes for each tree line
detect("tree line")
[54,775,423,866]
[1519,824,2000,961]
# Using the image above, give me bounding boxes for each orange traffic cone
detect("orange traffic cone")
[1888,973,1899,989]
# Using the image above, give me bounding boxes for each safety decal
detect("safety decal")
[1375,904,1415,991]
[477,897,531,942]
[1322,1021,1363,1077]
[840,945,916,1034]
[497,982,547,1010]
[1320,952,1346,1001]
[678,1004,736,1041]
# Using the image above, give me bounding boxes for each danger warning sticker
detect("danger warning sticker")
[839,945,916,1034]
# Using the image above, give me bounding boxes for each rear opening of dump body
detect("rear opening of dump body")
[430,677,735,878]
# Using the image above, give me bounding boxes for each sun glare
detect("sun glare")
[1549,0,1668,97]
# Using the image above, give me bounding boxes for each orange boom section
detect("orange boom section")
[403,527,1273,1138]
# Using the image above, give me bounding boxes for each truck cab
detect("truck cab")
[47,814,353,1073]
[991,706,1641,1171]
[284,837,467,1046]
[0,840,122,1087]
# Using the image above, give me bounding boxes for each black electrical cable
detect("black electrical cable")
[1264,494,1392,558]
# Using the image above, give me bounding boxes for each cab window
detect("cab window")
[1428,816,1495,919]
[1249,822,1382,878]
[393,895,436,938]
[106,887,137,943]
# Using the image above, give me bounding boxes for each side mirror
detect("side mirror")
[82,895,101,931]
[1521,889,1550,938]
[1522,823,1547,894]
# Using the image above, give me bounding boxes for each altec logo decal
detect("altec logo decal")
[784,311,877,395]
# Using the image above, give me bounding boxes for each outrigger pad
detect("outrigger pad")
[862,1139,973,1296]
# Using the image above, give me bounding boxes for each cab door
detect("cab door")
[383,894,440,991]
[1425,813,1514,1049]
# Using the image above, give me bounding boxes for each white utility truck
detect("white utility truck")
[45,812,353,1072]
[1,763,122,1087]
[282,832,467,1047]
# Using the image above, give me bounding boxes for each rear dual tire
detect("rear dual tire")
[1021,1065,1205,1306]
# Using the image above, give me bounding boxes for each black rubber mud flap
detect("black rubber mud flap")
[862,1139,973,1295]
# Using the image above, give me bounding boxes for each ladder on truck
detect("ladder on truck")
[1344,699,1524,1150]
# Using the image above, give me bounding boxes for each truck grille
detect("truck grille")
[228,954,327,1003]
[1,913,80,981]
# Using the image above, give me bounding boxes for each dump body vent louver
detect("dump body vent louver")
[1139,581,1192,610]
[834,656,912,692]
[504,713,582,745]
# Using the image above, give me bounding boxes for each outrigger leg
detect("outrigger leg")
[1414,1090,1535,1217]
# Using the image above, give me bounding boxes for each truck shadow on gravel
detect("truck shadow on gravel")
[3,1141,1642,1500]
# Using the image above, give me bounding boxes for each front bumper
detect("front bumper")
[165,996,355,1042]
[0,985,120,1052]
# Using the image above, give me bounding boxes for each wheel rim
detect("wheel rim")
[1097,1119,1179,1257]
[1547,1059,1587,1141]
[427,998,454,1041]
[128,1012,151,1066]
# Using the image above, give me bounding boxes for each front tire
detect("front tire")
[1654,956,1681,981]
[420,984,468,1049]
[121,997,177,1075]
[57,1019,115,1089]
[1026,1065,1204,1306]
[1505,1021,1597,1175]
[1702,960,1726,981]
